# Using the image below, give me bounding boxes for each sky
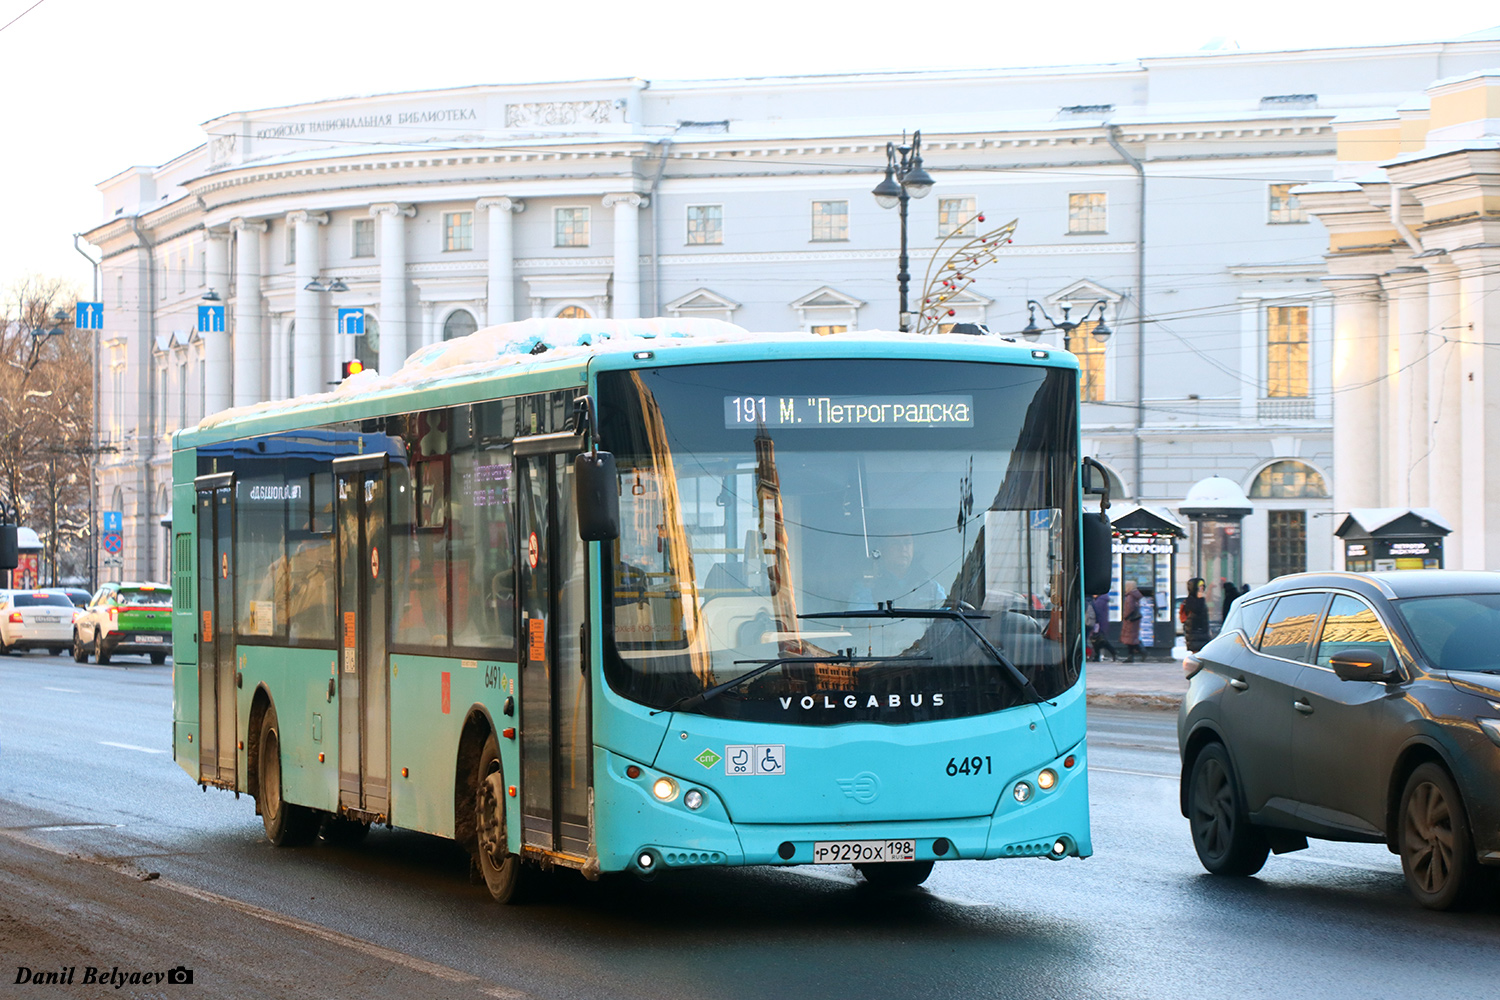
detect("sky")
[2,0,1498,300]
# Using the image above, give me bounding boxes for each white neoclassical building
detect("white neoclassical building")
[83,30,1500,592]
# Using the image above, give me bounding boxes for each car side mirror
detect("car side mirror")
[574,450,620,542]
[1330,650,1398,683]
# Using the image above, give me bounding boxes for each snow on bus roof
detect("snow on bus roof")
[195,317,1029,432]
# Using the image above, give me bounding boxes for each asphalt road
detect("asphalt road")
[2,650,1498,1000]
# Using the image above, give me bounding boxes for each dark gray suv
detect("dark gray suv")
[1178,571,1500,910]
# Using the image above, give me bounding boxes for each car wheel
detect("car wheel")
[474,731,530,903]
[1399,762,1479,911]
[72,631,88,663]
[855,860,935,890]
[257,707,316,847]
[149,651,166,665]
[1187,742,1270,876]
[94,629,112,665]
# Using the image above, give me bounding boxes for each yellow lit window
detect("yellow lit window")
[1267,306,1309,398]
[1067,320,1105,402]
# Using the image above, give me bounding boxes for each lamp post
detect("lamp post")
[1020,298,1113,341]
[872,131,935,332]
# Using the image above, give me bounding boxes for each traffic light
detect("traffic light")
[341,359,364,379]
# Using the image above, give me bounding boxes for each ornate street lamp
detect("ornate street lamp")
[872,131,935,331]
[1020,299,1112,341]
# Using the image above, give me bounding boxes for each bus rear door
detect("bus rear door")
[333,455,391,821]
[194,473,236,788]
[515,441,592,859]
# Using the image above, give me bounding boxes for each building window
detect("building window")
[1269,184,1306,224]
[810,325,847,335]
[1268,510,1307,580]
[199,250,207,287]
[555,207,590,247]
[444,212,473,252]
[687,205,723,245]
[556,305,591,319]
[938,197,977,237]
[811,200,848,242]
[1067,321,1106,402]
[355,314,381,370]
[285,222,296,266]
[1068,193,1106,234]
[443,309,478,341]
[1266,305,1310,398]
[177,358,188,430]
[1249,461,1328,498]
[353,218,375,257]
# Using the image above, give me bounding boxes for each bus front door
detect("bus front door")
[334,456,391,821]
[516,449,592,859]
[195,473,236,788]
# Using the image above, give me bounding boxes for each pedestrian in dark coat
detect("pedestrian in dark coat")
[1181,576,1211,653]
[1090,592,1118,661]
[1120,580,1143,662]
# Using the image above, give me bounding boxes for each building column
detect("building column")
[602,193,648,319]
[1325,275,1384,541]
[230,219,267,406]
[477,196,524,327]
[421,300,437,347]
[203,229,232,416]
[1387,266,1429,507]
[1426,256,1462,542]
[289,210,329,397]
[1451,246,1500,568]
[371,202,415,375]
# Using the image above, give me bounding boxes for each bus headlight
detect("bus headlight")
[652,777,679,802]
[1013,781,1033,803]
[684,789,704,810]
[1037,768,1057,791]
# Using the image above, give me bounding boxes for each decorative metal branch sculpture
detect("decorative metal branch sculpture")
[914,213,1018,335]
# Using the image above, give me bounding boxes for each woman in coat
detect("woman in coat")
[1119,579,1142,662]
[1181,576,1211,653]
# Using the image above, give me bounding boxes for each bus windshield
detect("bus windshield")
[597,358,1080,725]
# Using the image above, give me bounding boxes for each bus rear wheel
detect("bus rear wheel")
[856,860,934,890]
[258,707,316,847]
[475,732,528,903]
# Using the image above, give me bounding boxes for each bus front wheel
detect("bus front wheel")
[258,707,316,847]
[475,732,528,903]
[856,860,934,890]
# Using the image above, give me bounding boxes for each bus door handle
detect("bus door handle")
[328,677,336,702]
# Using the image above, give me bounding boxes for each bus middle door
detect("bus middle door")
[334,455,391,822]
[515,439,592,860]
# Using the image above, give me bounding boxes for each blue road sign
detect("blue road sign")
[338,307,365,336]
[197,305,225,333]
[75,302,104,330]
[103,511,122,532]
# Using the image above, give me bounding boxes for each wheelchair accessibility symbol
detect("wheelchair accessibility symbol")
[723,744,786,776]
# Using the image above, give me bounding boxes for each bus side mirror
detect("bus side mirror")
[1082,511,1112,596]
[0,523,17,572]
[575,451,620,542]
[1080,456,1113,596]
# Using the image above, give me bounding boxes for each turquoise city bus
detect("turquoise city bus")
[170,319,1112,900]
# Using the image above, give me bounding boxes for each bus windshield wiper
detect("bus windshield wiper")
[800,602,1048,705]
[651,652,932,716]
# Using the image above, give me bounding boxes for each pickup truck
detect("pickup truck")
[72,581,173,665]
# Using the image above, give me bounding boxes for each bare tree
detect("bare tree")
[0,274,93,585]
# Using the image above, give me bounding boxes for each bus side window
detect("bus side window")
[392,459,450,649]
[450,443,516,651]
[287,463,335,642]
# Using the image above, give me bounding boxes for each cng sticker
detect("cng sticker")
[694,748,722,769]
[527,531,539,569]
[220,552,229,579]
[370,545,380,580]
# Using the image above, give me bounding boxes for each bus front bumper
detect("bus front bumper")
[593,743,1091,875]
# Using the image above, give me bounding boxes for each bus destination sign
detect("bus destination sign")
[724,395,973,430]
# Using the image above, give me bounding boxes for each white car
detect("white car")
[0,590,77,655]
